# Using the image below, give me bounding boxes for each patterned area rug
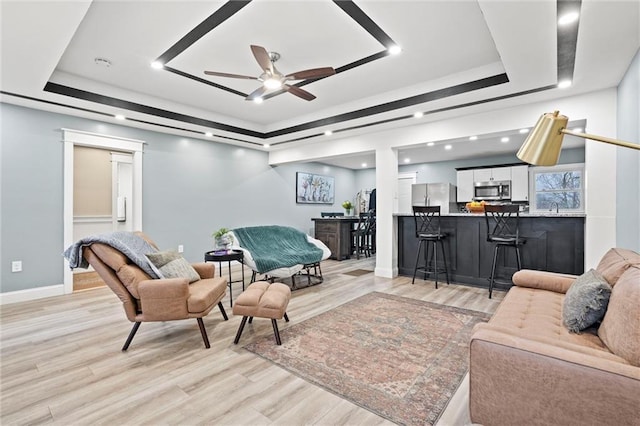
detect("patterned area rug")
[342,268,374,277]
[244,292,490,425]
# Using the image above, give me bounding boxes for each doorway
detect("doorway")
[397,172,417,214]
[63,129,144,294]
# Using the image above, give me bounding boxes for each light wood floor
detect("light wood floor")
[0,257,505,425]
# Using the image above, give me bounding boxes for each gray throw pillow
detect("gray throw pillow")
[145,251,200,283]
[562,268,611,333]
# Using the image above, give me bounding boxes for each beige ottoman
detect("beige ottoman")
[232,281,291,345]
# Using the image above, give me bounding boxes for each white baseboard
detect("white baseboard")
[0,284,65,305]
[374,267,398,278]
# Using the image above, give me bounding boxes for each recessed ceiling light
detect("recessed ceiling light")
[150,61,164,69]
[324,130,333,136]
[519,128,530,134]
[253,97,263,104]
[469,135,478,141]
[558,80,572,89]
[413,111,423,118]
[361,163,367,168]
[114,114,125,121]
[205,132,213,137]
[558,11,579,26]
[404,158,410,163]
[444,144,452,150]
[263,143,270,148]
[388,45,402,55]
[427,142,435,147]
[501,137,510,143]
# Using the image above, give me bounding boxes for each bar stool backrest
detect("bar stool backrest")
[484,204,521,242]
[413,205,442,239]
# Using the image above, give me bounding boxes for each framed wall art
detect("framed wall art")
[296,172,335,204]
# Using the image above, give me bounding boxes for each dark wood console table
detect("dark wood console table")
[312,217,359,260]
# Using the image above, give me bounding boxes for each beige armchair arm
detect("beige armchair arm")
[512,269,578,294]
[138,278,190,321]
[191,262,215,279]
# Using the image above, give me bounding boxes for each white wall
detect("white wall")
[616,49,640,251]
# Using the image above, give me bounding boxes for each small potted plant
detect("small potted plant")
[342,200,353,216]
[212,227,232,250]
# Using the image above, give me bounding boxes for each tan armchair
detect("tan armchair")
[82,232,228,351]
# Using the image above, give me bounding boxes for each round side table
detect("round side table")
[204,249,245,307]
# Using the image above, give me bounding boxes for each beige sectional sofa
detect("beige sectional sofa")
[469,248,640,425]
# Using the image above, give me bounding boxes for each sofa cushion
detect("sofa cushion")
[146,251,200,283]
[562,269,612,333]
[489,286,609,351]
[598,266,640,367]
[596,248,640,287]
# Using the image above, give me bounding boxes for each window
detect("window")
[529,163,585,213]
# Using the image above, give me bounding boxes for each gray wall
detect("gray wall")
[0,103,356,293]
[616,48,640,252]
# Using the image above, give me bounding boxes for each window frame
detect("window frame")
[528,162,585,213]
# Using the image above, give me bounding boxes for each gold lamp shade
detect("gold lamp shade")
[517,110,639,166]
[517,111,568,166]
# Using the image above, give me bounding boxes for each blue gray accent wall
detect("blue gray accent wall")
[0,103,356,293]
[616,48,640,252]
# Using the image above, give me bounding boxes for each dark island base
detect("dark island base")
[398,215,585,289]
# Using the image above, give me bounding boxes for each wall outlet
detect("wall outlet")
[11,261,22,273]
[178,245,184,253]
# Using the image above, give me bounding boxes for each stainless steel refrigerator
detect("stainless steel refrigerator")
[411,183,457,214]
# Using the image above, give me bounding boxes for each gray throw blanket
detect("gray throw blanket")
[233,225,323,274]
[63,231,159,278]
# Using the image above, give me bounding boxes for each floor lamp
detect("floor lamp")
[517,110,640,166]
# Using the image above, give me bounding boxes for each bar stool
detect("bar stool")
[352,210,374,259]
[412,206,450,288]
[484,204,526,299]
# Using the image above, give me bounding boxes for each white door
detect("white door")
[112,152,134,232]
[397,173,417,214]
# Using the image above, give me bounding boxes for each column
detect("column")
[374,146,398,278]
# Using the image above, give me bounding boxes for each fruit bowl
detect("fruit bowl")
[466,202,486,213]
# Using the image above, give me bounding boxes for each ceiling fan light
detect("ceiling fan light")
[263,78,282,89]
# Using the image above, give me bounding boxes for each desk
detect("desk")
[204,249,245,307]
[312,217,359,260]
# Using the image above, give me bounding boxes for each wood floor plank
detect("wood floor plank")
[0,256,505,425]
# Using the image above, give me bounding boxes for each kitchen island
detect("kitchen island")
[397,213,585,289]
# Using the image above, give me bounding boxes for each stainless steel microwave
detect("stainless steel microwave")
[473,180,511,201]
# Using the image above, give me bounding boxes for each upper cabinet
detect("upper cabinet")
[474,167,511,182]
[456,170,474,202]
[510,165,529,201]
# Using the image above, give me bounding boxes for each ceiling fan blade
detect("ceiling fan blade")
[283,84,316,101]
[204,71,258,80]
[250,45,273,73]
[245,85,268,101]
[285,67,336,80]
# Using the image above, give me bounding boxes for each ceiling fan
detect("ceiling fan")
[204,45,335,101]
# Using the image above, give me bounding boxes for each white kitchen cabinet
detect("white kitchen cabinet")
[456,170,474,202]
[473,167,511,182]
[511,165,529,201]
